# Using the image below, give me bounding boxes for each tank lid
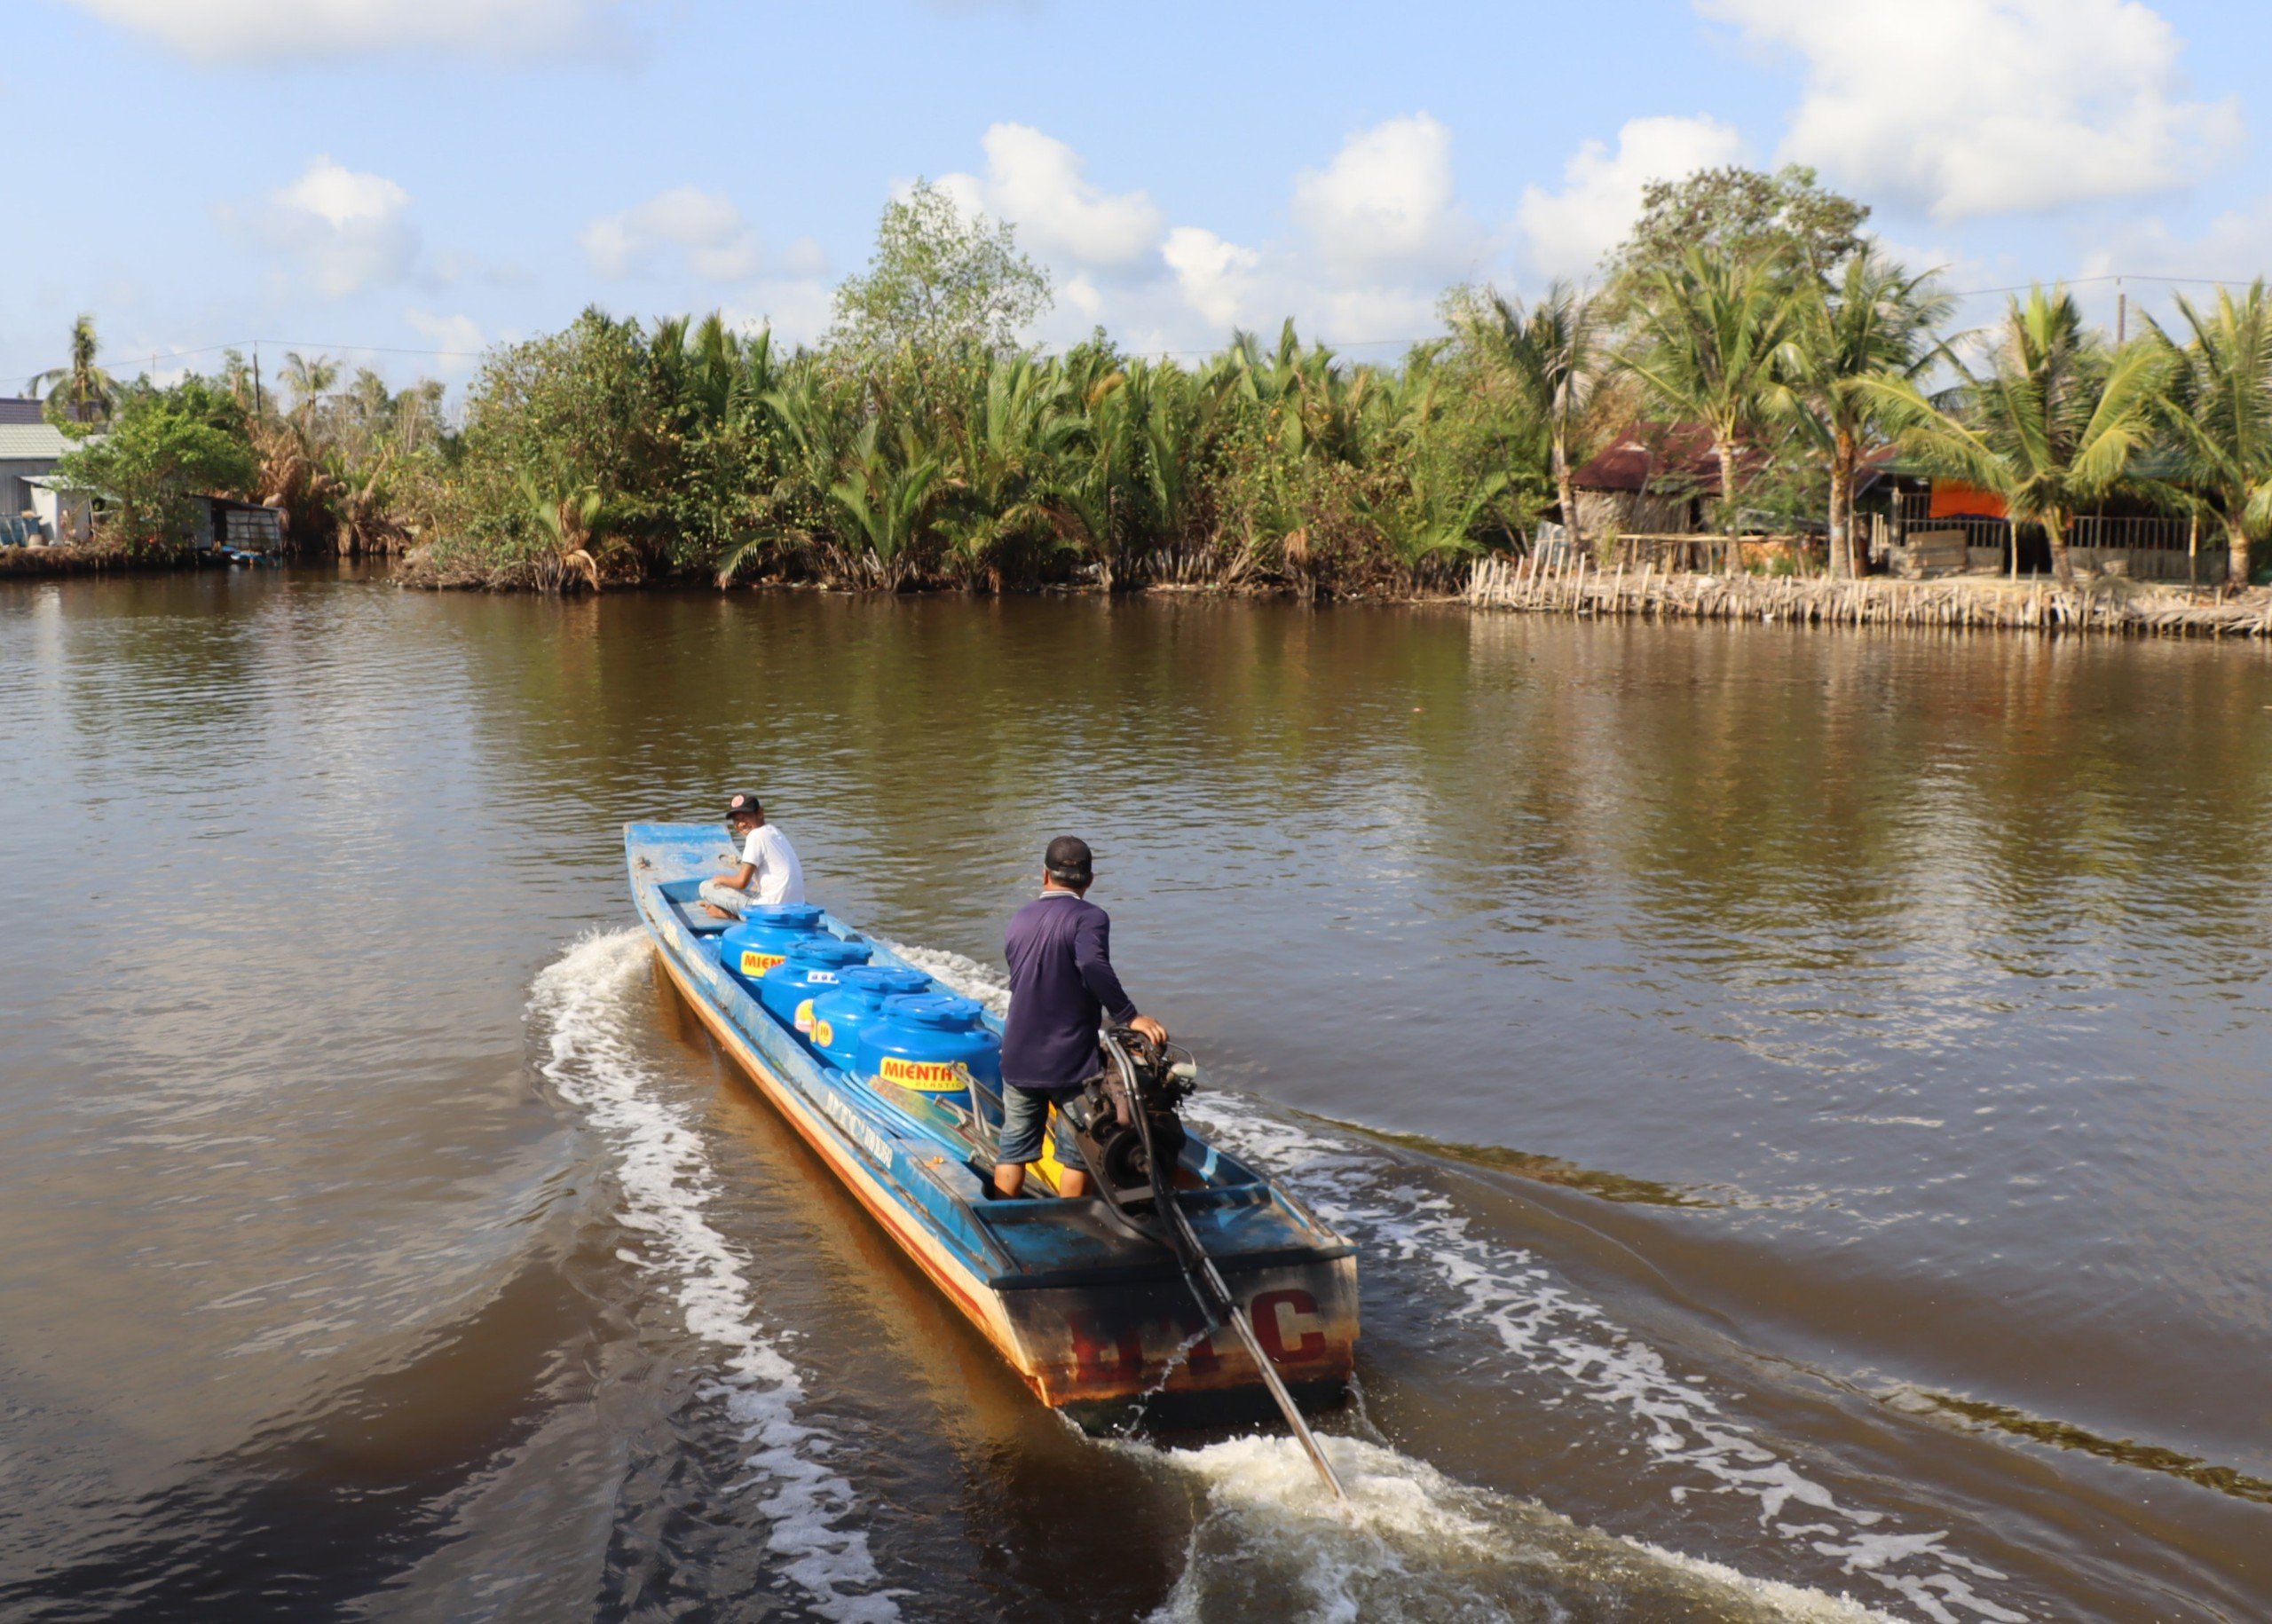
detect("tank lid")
[785,937,872,968]
[840,965,930,995]
[742,903,822,929]
[888,993,983,1030]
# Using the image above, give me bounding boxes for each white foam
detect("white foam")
[880,940,1012,1016]
[1186,1107,2029,1624]
[530,928,901,1624]
[1141,1432,1900,1624]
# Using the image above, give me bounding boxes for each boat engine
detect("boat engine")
[1073,1027,1197,1211]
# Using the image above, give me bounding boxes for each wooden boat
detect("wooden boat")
[627,822,1358,1431]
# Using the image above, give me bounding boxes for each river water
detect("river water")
[1,570,2266,1622]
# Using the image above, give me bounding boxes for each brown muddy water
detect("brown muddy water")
[1,569,2267,1623]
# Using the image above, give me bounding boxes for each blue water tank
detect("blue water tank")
[761,937,874,1037]
[809,966,933,1068]
[718,903,825,993]
[856,994,1002,1111]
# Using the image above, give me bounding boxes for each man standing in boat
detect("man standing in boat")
[994,836,1168,1201]
[699,792,805,918]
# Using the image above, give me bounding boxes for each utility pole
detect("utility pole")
[2116,278,2127,346]
[252,343,263,418]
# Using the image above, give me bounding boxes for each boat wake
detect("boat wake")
[1140,1433,1894,1623]
[907,948,2023,1624]
[530,928,902,1624]
[1182,1109,2025,1624]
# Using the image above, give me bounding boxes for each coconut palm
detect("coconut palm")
[1780,247,1952,577]
[1622,246,1811,571]
[1865,287,2166,587]
[32,314,116,424]
[1459,281,1605,553]
[2146,281,2272,587]
[280,352,338,432]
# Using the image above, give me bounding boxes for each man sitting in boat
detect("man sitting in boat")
[993,836,1169,1200]
[699,792,806,918]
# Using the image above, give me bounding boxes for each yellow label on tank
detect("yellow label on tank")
[1034,1103,1068,1194]
[739,950,786,977]
[813,1019,835,1049]
[795,997,816,1032]
[879,1055,971,1092]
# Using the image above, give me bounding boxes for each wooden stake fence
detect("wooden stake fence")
[1465,556,2272,640]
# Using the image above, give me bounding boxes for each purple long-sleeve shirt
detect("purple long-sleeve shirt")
[1000,892,1140,1091]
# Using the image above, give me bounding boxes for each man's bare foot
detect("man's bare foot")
[700,903,734,919]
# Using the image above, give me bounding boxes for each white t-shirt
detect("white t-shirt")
[739,824,805,905]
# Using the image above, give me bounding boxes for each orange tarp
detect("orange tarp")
[1929,479,2008,519]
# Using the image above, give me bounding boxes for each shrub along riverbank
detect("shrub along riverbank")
[39,163,2272,598]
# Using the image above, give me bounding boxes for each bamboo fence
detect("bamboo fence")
[1466,554,2272,639]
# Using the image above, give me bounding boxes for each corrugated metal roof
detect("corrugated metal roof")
[0,398,95,426]
[0,423,79,460]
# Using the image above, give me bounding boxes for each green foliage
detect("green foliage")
[1778,246,1953,574]
[428,308,674,579]
[1446,281,1606,546]
[830,179,1052,356]
[2145,282,2272,585]
[55,376,256,549]
[1608,164,1869,287]
[1623,245,1813,556]
[1865,287,2168,584]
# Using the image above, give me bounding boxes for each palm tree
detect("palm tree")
[1367,464,1509,592]
[1459,281,1604,553]
[1049,367,1145,593]
[1623,247,1810,572]
[280,352,338,433]
[1865,287,2166,587]
[2146,281,2272,587]
[828,421,944,589]
[518,469,604,591]
[1781,247,1952,577]
[32,314,116,424]
[940,353,1077,587]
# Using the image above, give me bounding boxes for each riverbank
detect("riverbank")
[0,543,206,579]
[1468,553,2272,638]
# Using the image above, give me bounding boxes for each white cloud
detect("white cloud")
[1291,114,1478,274]
[2082,200,2272,286]
[237,155,417,297]
[937,123,1164,269]
[59,0,619,61]
[1700,0,2241,220]
[720,280,837,347]
[1515,114,1748,280]
[405,309,485,374]
[1161,227,1261,333]
[580,185,763,282]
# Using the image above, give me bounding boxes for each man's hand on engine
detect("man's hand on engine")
[1129,1014,1170,1046]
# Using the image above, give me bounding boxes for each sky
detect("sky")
[12,0,2272,397]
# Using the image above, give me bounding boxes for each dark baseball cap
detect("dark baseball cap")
[725,792,763,818]
[1045,835,1094,884]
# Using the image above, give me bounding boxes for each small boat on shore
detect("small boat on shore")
[626,822,1358,1432]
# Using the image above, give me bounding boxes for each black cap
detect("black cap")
[1045,835,1093,886]
[726,792,763,819]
